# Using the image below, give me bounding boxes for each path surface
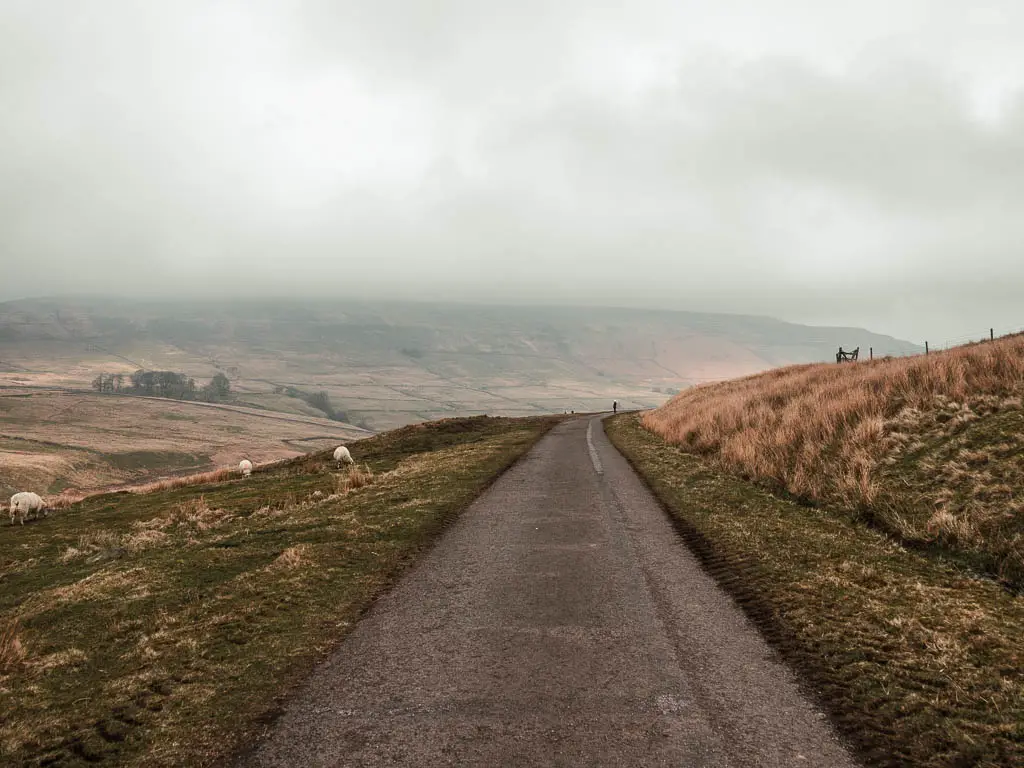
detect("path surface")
[245,417,857,767]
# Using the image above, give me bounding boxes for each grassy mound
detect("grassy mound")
[609,415,1023,768]
[0,415,560,767]
[644,335,1024,587]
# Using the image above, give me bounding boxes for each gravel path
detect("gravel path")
[244,416,857,767]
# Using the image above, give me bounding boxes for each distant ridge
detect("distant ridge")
[0,297,921,428]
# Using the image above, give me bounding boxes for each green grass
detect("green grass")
[0,415,561,767]
[607,414,1023,768]
[104,451,210,471]
[158,413,196,422]
[876,399,1024,587]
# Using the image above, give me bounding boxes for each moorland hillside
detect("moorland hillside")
[645,334,1024,587]
[0,297,921,430]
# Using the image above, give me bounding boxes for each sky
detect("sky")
[2,1,1024,343]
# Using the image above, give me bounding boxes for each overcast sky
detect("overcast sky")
[2,1,1023,342]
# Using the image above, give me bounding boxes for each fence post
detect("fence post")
[991,328,995,341]
[870,347,873,360]
[925,341,929,355]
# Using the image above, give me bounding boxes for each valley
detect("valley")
[0,297,921,428]
[0,296,920,497]
[0,388,367,499]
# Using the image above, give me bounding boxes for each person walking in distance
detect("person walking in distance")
[613,400,618,414]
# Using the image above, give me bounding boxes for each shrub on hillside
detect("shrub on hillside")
[91,369,233,403]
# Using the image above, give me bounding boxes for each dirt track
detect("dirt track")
[245,416,857,767]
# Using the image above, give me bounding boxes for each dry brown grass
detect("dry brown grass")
[335,464,375,493]
[644,334,1024,584]
[130,467,236,495]
[646,335,1024,501]
[270,544,311,570]
[26,463,267,513]
[64,530,123,563]
[45,493,77,511]
[0,620,26,672]
[58,498,232,564]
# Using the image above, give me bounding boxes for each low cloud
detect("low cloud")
[1,1,1022,340]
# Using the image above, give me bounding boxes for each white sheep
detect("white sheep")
[10,492,46,525]
[239,459,253,477]
[333,445,354,467]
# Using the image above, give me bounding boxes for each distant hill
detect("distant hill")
[0,297,921,429]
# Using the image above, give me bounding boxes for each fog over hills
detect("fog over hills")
[0,297,920,429]
[4,3,1024,341]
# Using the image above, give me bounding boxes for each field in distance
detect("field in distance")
[0,388,369,499]
[0,297,921,433]
[0,297,918,495]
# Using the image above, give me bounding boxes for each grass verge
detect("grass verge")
[875,397,1024,586]
[607,413,1023,768]
[0,415,561,767]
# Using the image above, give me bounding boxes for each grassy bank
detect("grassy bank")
[0,415,560,767]
[608,414,1023,768]
[643,336,1024,587]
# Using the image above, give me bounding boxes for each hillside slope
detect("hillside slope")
[644,334,1024,587]
[0,389,369,499]
[0,415,559,766]
[0,297,921,430]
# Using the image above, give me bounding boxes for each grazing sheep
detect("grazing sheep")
[239,459,253,477]
[10,492,46,525]
[333,445,354,467]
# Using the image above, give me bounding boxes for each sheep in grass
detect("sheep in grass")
[10,492,47,525]
[333,445,354,468]
[239,459,253,477]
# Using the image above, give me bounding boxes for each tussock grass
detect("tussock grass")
[63,530,123,563]
[335,464,374,493]
[609,414,1024,768]
[270,545,310,571]
[0,415,559,766]
[130,467,236,495]
[0,621,26,672]
[46,494,77,511]
[42,460,302,511]
[31,468,241,513]
[645,334,1024,586]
